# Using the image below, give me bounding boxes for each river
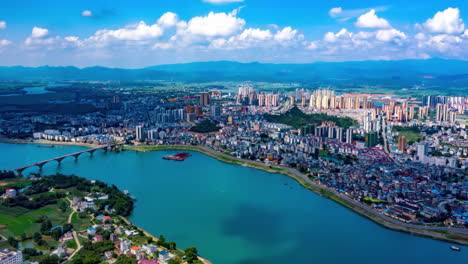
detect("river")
[0,142,466,264]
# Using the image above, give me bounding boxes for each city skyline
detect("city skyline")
[0,0,468,67]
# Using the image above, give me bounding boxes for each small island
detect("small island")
[0,171,205,264]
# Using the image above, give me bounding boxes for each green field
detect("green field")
[0,201,70,238]
[71,212,92,231]
[392,126,422,144]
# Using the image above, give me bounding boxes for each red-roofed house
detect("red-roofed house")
[130,246,141,255]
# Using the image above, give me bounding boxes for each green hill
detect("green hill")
[264,106,357,129]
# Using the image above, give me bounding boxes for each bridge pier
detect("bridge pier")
[56,157,64,165]
[37,163,45,170]
[89,149,96,156]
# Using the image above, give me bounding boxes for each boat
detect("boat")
[163,152,191,161]
[450,246,461,251]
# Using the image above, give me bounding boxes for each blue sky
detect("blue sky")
[0,0,467,67]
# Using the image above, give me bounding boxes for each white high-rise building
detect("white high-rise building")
[136,125,144,140]
[0,249,22,264]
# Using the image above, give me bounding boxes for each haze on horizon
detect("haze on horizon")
[0,0,468,68]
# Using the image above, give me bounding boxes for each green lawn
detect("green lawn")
[0,200,70,238]
[392,126,422,144]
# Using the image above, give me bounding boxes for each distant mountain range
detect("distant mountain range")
[0,59,468,82]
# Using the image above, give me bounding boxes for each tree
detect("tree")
[185,247,199,263]
[33,232,42,243]
[168,259,181,264]
[58,200,68,212]
[40,220,52,234]
[82,254,100,264]
[51,228,62,241]
[156,235,166,246]
[168,241,176,250]
[7,236,18,248]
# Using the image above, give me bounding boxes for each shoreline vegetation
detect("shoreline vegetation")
[124,144,468,246]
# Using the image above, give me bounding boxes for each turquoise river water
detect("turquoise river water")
[0,142,466,264]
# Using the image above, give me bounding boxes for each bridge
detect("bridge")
[10,144,122,175]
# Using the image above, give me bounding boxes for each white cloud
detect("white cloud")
[86,21,164,47]
[81,10,93,17]
[157,12,179,28]
[31,27,49,38]
[424,34,462,52]
[274,26,303,42]
[306,41,318,50]
[65,36,79,42]
[463,29,468,38]
[203,0,244,4]
[0,21,6,30]
[355,9,391,29]
[239,28,272,41]
[422,7,465,34]
[328,7,342,18]
[0,39,11,47]
[209,26,303,50]
[324,28,351,43]
[184,11,245,37]
[375,29,406,42]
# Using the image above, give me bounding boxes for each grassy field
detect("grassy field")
[71,212,92,231]
[392,126,422,144]
[0,200,70,238]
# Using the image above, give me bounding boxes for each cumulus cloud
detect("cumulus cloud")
[0,39,11,47]
[0,21,6,30]
[463,29,468,38]
[31,27,49,38]
[421,7,465,34]
[209,26,303,50]
[86,21,164,47]
[375,29,406,42]
[324,28,351,43]
[184,11,245,37]
[355,9,391,29]
[203,0,244,4]
[157,12,179,28]
[328,7,342,18]
[81,10,93,17]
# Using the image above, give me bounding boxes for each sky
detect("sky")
[0,0,468,68]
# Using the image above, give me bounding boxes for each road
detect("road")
[66,198,82,261]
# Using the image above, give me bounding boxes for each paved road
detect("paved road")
[194,146,468,236]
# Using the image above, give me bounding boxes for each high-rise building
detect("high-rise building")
[436,103,449,121]
[346,128,354,144]
[0,249,22,264]
[417,143,428,161]
[449,111,457,124]
[398,136,406,151]
[211,105,221,117]
[135,125,144,141]
[365,132,378,148]
[200,92,211,106]
[195,106,203,117]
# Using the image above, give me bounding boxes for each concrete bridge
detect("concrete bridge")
[10,144,121,175]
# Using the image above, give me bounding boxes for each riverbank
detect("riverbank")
[120,216,212,264]
[0,137,99,148]
[125,144,468,246]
